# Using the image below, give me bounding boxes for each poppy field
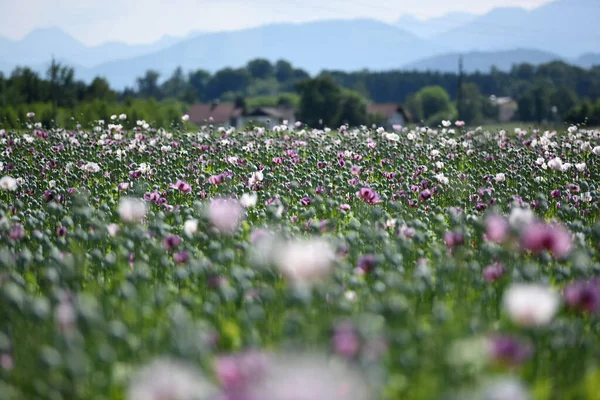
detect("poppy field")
[1,116,600,400]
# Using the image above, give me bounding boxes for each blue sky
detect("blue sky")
[1,0,553,45]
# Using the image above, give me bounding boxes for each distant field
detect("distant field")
[1,121,600,400]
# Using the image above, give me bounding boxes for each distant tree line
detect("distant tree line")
[1,58,599,128]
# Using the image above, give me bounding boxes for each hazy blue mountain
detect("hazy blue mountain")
[403,49,565,73]
[431,0,600,57]
[396,12,477,38]
[82,19,448,89]
[0,27,182,69]
[575,53,600,68]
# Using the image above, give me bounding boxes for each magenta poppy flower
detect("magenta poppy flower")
[485,215,509,244]
[173,250,189,264]
[163,235,182,252]
[332,322,361,359]
[172,180,191,193]
[564,280,600,313]
[444,231,464,248]
[488,335,532,366]
[520,222,572,258]
[300,197,312,206]
[356,187,382,205]
[339,203,351,212]
[9,224,24,240]
[483,262,504,282]
[356,254,377,274]
[208,174,225,185]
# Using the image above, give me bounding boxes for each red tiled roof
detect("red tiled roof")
[245,107,296,120]
[367,103,402,119]
[188,103,243,125]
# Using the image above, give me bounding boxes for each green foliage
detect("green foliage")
[244,93,300,109]
[406,86,454,124]
[296,77,369,127]
[1,59,600,128]
[0,99,189,130]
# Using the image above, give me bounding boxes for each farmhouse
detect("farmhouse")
[188,102,296,129]
[236,106,296,129]
[367,104,410,128]
[188,102,244,126]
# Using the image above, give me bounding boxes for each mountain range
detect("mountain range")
[0,0,598,89]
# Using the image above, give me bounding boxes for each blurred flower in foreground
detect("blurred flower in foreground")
[447,336,489,372]
[118,198,147,224]
[107,223,120,237]
[355,254,377,276]
[127,358,217,400]
[564,280,600,313]
[82,162,101,173]
[503,284,560,327]
[240,192,258,208]
[483,262,504,283]
[485,215,509,244]
[0,176,17,191]
[476,376,530,400]
[207,198,243,233]
[274,238,335,285]
[183,219,198,237]
[215,350,269,396]
[520,221,572,258]
[332,322,362,359]
[508,207,534,230]
[228,352,372,400]
[486,335,532,366]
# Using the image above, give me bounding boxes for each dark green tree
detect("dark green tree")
[160,67,188,100]
[275,60,294,82]
[247,59,274,80]
[136,70,161,99]
[338,91,368,126]
[296,76,344,127]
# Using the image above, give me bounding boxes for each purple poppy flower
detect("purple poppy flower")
[444,231,464,248]
[356,187,382,205]
[173,250,190,264]
[144,191,160,202]
[174,180,192,193]
[485,215,509,244]
[332,322,361,359]
[300,197,312,206]
[9,224,24,240]
[339,203,351,212]
[43,190,54,203]
[208,174,226,185]
[420,189,432,201]
[483,262,504,282]
[163,235,182,252]
[520,222,572,258]
[564,280,600,313]
[356,254,377,274]
[488,335,532,366]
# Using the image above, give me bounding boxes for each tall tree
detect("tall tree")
[296,76,344,127]
[136,70,161,99]
[160,67,187,100]
[247,59,274,80]
[188,69,211,102]
[275,60,294,83]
